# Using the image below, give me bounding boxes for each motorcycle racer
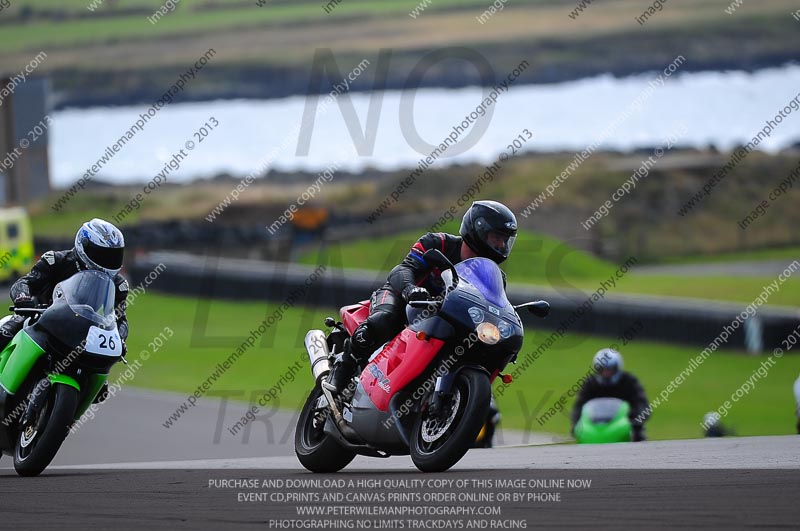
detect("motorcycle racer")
[324,200,518,395]
[570,348,650,442]
[0,219,129,403]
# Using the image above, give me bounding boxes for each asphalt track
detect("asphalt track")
[0,389,797,529]
[0,388,562,468]
[0,439,796,530]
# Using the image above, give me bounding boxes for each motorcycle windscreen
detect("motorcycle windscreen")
[582,397,628,423]
[53,270,117,328]
[36,270,122,358]
[455,258,511,309]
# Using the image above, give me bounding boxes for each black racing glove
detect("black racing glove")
[403,286,429,303]
[13,294,35,309]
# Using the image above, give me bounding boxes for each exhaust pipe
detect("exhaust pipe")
[304,329,363,443]
[305,330,331,383]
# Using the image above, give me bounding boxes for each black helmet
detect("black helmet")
[460,200,517,263]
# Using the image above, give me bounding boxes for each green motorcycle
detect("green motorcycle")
[574,397,632,444]
[0,270,124,476]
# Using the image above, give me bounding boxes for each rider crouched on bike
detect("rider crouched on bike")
[570,349,650,441]
[324,200,518,395]
[0,219,129,402]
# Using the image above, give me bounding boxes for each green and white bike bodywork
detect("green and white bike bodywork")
[0,270,123,476]
[574,397,632,444]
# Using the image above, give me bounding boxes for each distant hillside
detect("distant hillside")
[0,0,798,108]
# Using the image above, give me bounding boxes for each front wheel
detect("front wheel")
[410,368,491,472]
[295,386,356,473]
[14,384,78,477]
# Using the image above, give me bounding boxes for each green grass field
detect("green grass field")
[299,224,800,307]
[300,223,617,279]
[121,292,800,440]
[658,247,800,265]
[0,0,521,54]
[4,0,792,56]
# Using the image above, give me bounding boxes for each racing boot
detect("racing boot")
[323,339,359,395]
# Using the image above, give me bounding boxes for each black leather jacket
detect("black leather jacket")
[387,232,507,300]
[387,232,464,299]
[11,249,129,341]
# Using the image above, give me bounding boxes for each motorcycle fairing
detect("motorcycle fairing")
[345,383,408,454]
[0,330,46,395]
[73,373,108,421]
[574,398,632,444]
[441,259,521,334]
[0,330,48,451]
[340,300,370,336]
[359,328,444,412]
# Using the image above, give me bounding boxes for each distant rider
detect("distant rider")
[702,412,734,438]
[0,219,129,402]
[570,349,650,441]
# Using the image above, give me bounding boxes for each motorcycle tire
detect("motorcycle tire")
[295,386,356,473]
[410,368,491,472]
[14,384,78,477]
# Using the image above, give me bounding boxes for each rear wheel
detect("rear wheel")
[295,386,356,473]
[410,368,491,472]
[14,384,78,477]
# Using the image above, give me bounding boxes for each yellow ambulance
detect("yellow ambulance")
[0,207,34,283]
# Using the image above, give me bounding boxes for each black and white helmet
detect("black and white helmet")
[74,219,125,276]
[593,348,623,386]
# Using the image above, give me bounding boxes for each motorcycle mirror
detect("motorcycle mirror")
[514,300,550,318]
[423,249,455,270]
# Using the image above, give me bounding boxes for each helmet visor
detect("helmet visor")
[84,240,124,270]
[595,363,620,385]
[599,367,618,379]
[474,217,516,258]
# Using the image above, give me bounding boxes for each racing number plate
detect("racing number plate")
[86,326,122,357]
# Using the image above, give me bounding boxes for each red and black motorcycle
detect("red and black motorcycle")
[294,249,549,472]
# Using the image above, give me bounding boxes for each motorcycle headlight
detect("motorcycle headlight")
[497,320,514,339]
[476,322,500,345]
[468,306,485,324]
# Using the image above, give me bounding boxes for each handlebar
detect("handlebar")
[9,305,48,315]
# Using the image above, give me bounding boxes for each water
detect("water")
[50,63,800,187]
